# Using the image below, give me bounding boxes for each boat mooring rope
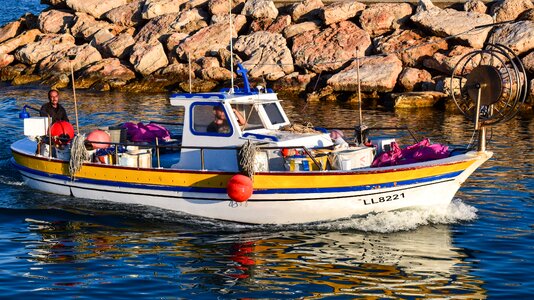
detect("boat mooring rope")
[239,140,257,180]
[69,134,89,177]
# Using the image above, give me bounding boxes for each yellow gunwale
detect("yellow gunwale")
[12,150,478,189]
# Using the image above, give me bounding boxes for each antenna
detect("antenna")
[68,54,80,134]
[229,0,234,94]
[354,47,367,146]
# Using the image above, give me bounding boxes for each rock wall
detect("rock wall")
[0,0,533,107]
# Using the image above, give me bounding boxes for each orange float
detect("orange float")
[87,130,111,149]
[227,175,253,202]
[49,121,74,144]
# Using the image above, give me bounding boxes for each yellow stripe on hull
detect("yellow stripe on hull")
[13,151,479,190]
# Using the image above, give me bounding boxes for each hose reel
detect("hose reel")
[451,43,527,128]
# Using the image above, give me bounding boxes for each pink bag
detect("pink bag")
[371,138,450,167]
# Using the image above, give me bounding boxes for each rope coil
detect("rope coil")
[239,140,257,180]
[69,134,89,177]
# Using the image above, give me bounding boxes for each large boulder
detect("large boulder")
[76,58,135,89]
[422,45,476,74]
[38,9,75,34]
[208,0,245,16]
[65,0,128,19]
[71,12,115,42]
[0,21,21,44]
[359,3,413,37]
[103,0,144,27]
[242,0,278,20]
[411,0,493,48]
[397,67,433,91]
[89,28,115,54]
[292,21,371,73]
[283,21,319,39]
[523,50,534,73]
[100,32,135,59]
[0,53,14,68]
[489,0,533,22]
[234,31,293,81]
[321,0,365,25]
[135,9,208,44]
[488,21,534,55]
[38,44,102,74]
[176,14,247,61]
[272,72,315,93]
[0,29,41,56]
[142,0,187,20]
[200,67,233,81]
[327,54,403,92]
[129,41,169,75]
[464,0,487,14]
[290,0,324,23]
[14,33,75,65]
[267,15,292,34]
[0,63,27,81]
[374,29,448,67]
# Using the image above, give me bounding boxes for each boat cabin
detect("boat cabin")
[169,87,334,171]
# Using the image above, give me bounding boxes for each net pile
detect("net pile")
[239,140,257,180]
[69,134,90,177]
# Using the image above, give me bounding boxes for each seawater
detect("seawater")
[1,2,534,298]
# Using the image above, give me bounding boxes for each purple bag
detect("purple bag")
[371,138,450,167]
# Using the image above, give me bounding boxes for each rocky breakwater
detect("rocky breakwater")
[0,0,533,108]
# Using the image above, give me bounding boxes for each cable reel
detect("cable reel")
[451,43,527,128]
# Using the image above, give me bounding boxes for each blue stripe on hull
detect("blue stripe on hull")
[12,159,462,195]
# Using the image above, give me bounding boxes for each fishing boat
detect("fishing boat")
[10,44,527,224]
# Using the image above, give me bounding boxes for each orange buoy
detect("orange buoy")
[87,129,111,149]
[227,175,253,202]
[49,121,74,144]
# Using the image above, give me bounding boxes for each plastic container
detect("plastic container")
[330,147,374,170]
[118,150,152,168]
[285,155,327,171]
[24,117,49,137]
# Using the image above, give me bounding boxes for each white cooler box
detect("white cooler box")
[330,147,374,170]
[118,150,152,168]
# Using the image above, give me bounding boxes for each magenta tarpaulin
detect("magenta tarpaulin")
[371,138,450,167]
[123,122,171,142]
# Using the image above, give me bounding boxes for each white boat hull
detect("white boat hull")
[16,164,473,224]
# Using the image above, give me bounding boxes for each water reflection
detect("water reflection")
[22,217,486,298]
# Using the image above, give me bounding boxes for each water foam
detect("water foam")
[160,198,479,233]
[0,175,23,186]
[313,198,478,233]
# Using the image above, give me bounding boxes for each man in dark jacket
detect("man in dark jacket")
[40,89,69,124]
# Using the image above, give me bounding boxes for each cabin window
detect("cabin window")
[263,103,285,125]
[191,103,233,136]
[236,104,264,130]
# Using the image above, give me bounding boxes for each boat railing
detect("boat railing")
[321,126,419,144]
[82,139,335,171]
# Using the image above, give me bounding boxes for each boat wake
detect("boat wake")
[132,198,478,233]
[313,198,478,233]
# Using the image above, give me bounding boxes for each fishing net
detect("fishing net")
[69,134,89,177]
[239,140,257,180]
[280,122,319,134]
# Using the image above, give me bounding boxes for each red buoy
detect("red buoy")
[227,175,253,202]
[87,129,111,149]
[49,121,74,144]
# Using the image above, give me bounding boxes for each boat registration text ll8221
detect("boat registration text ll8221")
[363,193,405,206]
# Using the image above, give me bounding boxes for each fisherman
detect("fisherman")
[40,89,69,124]
[207,105,245,133]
